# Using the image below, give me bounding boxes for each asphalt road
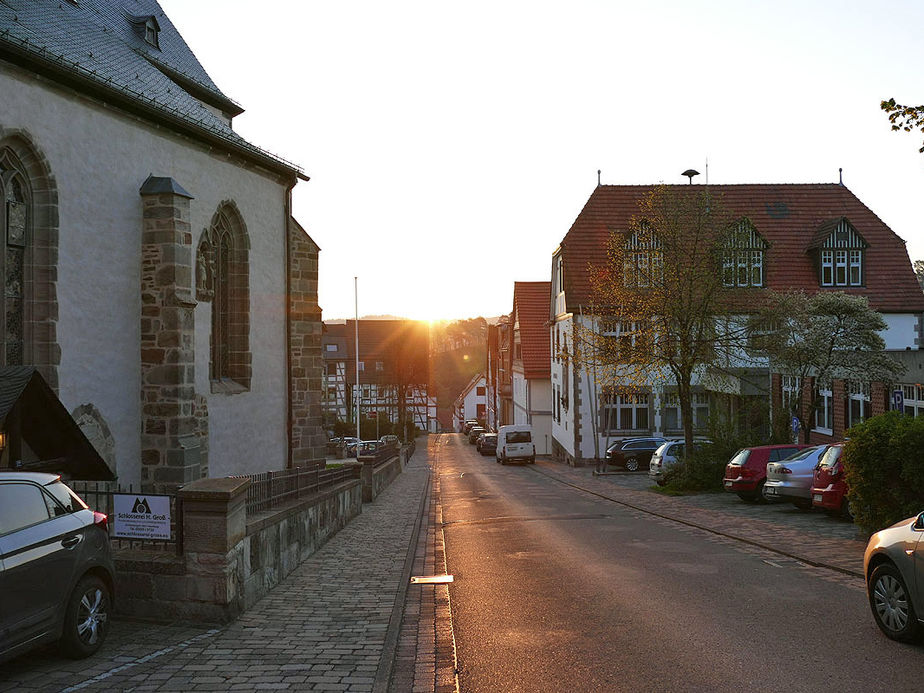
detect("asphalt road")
[439,434,924,693]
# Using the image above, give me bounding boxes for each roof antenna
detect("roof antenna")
[839,167,843,185]
[597,169,601,187]
[705,157,709,185]
[682,169,700,184]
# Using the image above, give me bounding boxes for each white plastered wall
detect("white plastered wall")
[2,66,289,483]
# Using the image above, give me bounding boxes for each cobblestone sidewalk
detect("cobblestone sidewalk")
[0,444,440,693]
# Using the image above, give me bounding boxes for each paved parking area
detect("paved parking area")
[534,462,867,577]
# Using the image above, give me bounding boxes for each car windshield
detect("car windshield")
[507,431,531,443]
[818,445,843,468]
[728,449,751,466]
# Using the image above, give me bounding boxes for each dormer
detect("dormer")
[808,217,868,287]
[722,218,769,288]
[129,15,161,49]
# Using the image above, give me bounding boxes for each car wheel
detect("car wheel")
[792,499,813,511]
[60,575,111,659]
[625,457,639,472]
[869,563,921,642]
[842,497,855,521]
[529,456,535,464]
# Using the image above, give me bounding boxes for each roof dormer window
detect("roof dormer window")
[722,218,768,288]
[128,14,161,49]
[812,218,867,287]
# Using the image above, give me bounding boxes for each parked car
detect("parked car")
[764,445,831,509]
[648,439,709,485]
[496,424,535,464]
[864,511,924,642]
[378,434,400,448]
[478,433,498,456]
[723,443,809,502]
[355,440,380,461]
[0,472,115,664]
[468,426,486,444]
[811,442,851,517]
[605,437,667,472]
[462,420,479,435]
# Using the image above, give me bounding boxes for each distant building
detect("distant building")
[0,0,325,483]
[510,282,552,454]
[452,374,488,431]
[322,320,435,434]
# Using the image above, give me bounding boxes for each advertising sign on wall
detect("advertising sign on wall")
[112,493,171,540]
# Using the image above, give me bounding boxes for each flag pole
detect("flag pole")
[355,277,360,443]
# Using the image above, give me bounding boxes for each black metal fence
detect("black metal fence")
[69,480,183,554]
[240,464,361,515]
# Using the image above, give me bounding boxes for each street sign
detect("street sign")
[112,493,171,540]
[791,416,800,434]
[892,389,904,411]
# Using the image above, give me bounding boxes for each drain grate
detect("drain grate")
[410,574,454,584]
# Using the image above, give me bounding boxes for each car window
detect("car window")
[625,441,653,450]
[0,483,53,534]
[818,445,843,468]
[43,480,88,515]
[728,449,750,466]
[671,443,685,458]
[782,445,822,461]
[769,447,800,462]
[507,431,531,443]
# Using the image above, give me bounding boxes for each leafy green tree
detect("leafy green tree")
[749,291,903,441]
[881,99,924,152]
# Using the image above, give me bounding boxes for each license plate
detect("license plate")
[813,494,823,502]
[765,487,778,495]
[724,480,733,487]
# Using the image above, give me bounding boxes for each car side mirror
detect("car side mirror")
[915,513,924,531]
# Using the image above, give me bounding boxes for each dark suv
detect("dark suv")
[0,472,115,664]
[605,437,667,471]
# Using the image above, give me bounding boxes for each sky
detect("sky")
[159,0,924,322]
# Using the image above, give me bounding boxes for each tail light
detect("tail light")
[741,467,755,479]
[93,511,109,532]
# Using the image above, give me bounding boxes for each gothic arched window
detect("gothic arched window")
[0,150,30,365]
[196,203,250,392]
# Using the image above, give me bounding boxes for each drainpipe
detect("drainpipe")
[284,177,296,468]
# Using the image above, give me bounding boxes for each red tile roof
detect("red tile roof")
[512,282,551,379]
[560,184,924,313]
[324,320,429,385]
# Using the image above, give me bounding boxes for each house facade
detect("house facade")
[0,0,326,484]
[452,373,487,431]
[511,282,553,454]
[322,320,435,434]
[551,183,924,465]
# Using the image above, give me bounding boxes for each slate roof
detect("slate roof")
[559,184,924,314]
[0,0,304,179]
[512,282,551,379]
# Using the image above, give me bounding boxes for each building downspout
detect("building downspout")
[284,177,296,468]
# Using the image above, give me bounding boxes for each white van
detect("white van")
[496,424,535,464]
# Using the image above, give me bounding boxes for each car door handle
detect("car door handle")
[61,536,81,549]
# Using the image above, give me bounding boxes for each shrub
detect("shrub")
[845,411,924,533]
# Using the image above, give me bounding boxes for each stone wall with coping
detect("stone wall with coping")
[113,474,362,622]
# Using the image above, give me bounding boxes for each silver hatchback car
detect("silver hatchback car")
[764,445,830,509]
[864,511,924,642]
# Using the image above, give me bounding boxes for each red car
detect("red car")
[723,443,809,501]
[811,442,851,517]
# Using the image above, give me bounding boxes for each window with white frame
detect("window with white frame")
[781,375,801,417]
[847,381,870,428]
[722,220,768,288]
[813,378,833,432]
[902,384,924,417]
[623,225,662,288]
[661,391,709,431]
[601,320,647,361]
[556,255,564,294]
[819,219,865,287]
[601,391,650,432]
